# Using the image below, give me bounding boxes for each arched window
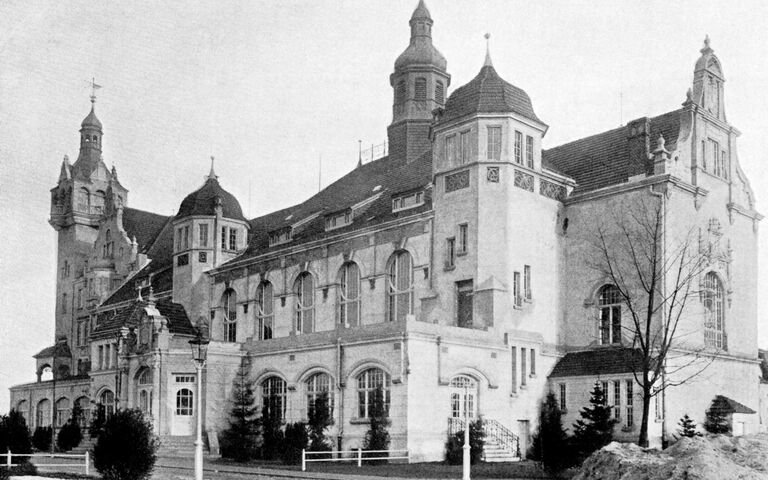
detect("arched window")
[702,272,726,349]
[75,396,90,429]
[222,290,237,342]
[100,389,115,418]
[450,375,478,420]
[387,251,413,322]
[103,229,113,258]
[306,372,332,417]
[262,376,286,420]
[176,388,193,416]
[36,399,51,428]
[435,80,445,104]
[138,368,152,385]
[139,390,152,415]
[16,400,28,422]
[338,262,361,327]
[93,190,105,214]
[55,397,70,427]
[396,80,406,103]
[598,285,622,345]
[357,368,390,418]
[256,281,274,340]
[295,272,314,334]
[414,77,427,100]
[76,188,90,213]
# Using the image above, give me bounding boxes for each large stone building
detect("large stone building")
[10,1,764,461]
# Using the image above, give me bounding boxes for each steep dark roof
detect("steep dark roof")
[549,348,647,378]
[102,262,174,307]
[122,207,172,254]
[177,176,246,221]
[81,106,102,129]
[543,109,682,194]
[438,65,544,125]
[34,342,72,359]
[92,297,195,340]
[710,395,756,415]
[233,150,433,263]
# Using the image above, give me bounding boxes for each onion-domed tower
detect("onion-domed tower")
[388,0,450,163]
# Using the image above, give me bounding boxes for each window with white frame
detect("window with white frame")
[256,281,274,340]
[36,399,51,427]
[614,381,622,420]
[306,372,333,417]
[702,272,726,349]
[392,191,424,212]
[460,131,471,164]
[458,224,468,254]
[295,272,315,334]
[220,226,227,249]
[387,251,413,322]
[222,289,237,342]
[357,368,390,418]
[262,376,286,420]
[176,388,193,416]
[326,210,352,230]
[56,397,69,427]
[487,126,501,161]
[228,228,237,251]
[525,135,534,168]
[199,223,209,247]
[446,134,456,165]
[445,238,456,269]
[524,265,532,300]
[521,347,527,386]
[598,284,622,345]
[626,380,634,427]
[338,262,361,327]
[100,389,115,418]
[514,130,523,164]
[559,383,567,411]
[513,271,522,307]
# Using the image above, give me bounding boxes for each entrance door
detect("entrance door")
[171,375,195,436]
[450,376,478,420]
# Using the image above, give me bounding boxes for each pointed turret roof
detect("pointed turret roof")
[394,0,446,71]
[176,163,245,221]
[81,100,102,130]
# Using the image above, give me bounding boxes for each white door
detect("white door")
[450,375,478,420]
[171,375,195,436]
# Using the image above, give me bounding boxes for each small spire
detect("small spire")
[207,156,218,180]
[701,34,712,54]
[111,165,118,181]
[88,77,102,105]
[411,0,431,21]
[484,33,493,67]
[63,155,70,166]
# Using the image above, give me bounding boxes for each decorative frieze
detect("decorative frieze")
[486,167,499,183]
[539,179,566,201]
[445,170,470,193]
[513,170,534,192]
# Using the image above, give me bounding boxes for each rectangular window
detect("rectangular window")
[520,347,527,386]
[458,224,468,254]
[525,135,534,168]
[446,238,456,269]
[199,223,208,247]
[446,135,456,165]
[229,228,237,250]
[98,346,104,370]
[513,271,522,307]
[524,265,531,300]
[392,191,425,212]
[62,293,67,313]
[514,130,523,164]
[487,126,501,161]
[559,383,566,411]
[435,81,444,104]
[701,140,707,170]
[221,226,227,249]
[708,139,719,175]
[511,347,517,393]
[602,381,609,403]
[460,131,471,164]
[626,380,634,427]
[176,228,182,251]
[326,211,352,230]
[456,280,473,328]
[614,381,622,420]
[183,225,189,249]
[530,348,536,376]
[721,150,728,179]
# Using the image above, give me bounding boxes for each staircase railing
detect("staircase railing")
[482,418,520,458]
[447,417,465,436]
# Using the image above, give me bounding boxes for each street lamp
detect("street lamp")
[116,326,130,412]
[189,331,209,480]
[463,385,471,480]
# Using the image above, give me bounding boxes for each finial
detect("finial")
[63,154,70,165]
[207,156,218,180]
[701,34,712,54]
[135,282,143,301]
[657,134,666,150]
[88,77,102,104]
[484,33,493,67]
[111,165,118,180]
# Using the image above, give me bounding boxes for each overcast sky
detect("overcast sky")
[1,0,767,413]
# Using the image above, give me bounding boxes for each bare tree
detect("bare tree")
[589,192,714,447]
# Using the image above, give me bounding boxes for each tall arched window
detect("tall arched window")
[295,272,315,334]
[702,272,726,350]
[55,397,70,427]
[256,281,274,340]
[450,375,478,420]
[138,368,153,415]
[36,399,51,428]
[222,290,237,342]
[357,368,390,418]
[93,190,106,214]
[598,284,622,345]
[388,251,413,322]
[76,188,90,213]
[262,376,286,420]
[306,372,332,417]
[100,389,115,418]
[338,262,361,327]
[414,77,427,100]
[75,396,90,429]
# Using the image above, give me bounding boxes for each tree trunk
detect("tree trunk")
[638,385,651,447]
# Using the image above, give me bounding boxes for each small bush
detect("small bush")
[677,414,701,438]
[363,386,390,463]
[57,420,83,452]
[572,382,616,460]
[93,409,157,480]
[0,462,38,480]
[0,410,33,461]
[260,403,284,460]
[219,356,261,462]
[307,392,333,454]
[444,419,485,465]
[530,393,575,472]
[89,405,106,438]
[704,396,732,435]
[281,422,308,465]
[32,426,53,451]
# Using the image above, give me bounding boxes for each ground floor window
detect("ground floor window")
[176,388,193,416]
[357,368,390,418]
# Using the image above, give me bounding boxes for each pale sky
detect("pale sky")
[1,0,767,412]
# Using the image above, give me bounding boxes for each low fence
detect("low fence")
[3,451,90,475]
[301,448,409,471]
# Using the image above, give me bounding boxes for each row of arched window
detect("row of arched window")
[75,188,105,214]
[596,272,726,349]
[18,395,92,429]
[395,78,445,104]
[220,251,415,343]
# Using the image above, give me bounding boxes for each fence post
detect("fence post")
[85,451,90,475]
[357,447,362,467]
[6,449,11,468]
[301,449,305,472]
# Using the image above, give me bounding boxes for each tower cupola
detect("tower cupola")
[692,35,726,121]
[73,92,104,179]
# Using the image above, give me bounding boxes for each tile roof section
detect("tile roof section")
[543,109,682,194]
[34,342,72,359]
[176,177,246,222]
[122,207,172,254]
[548,348,648,378]
[92,297,195,340]
[711,395,756,415]
[233,150,433,262]
[102,263,174,307]
[438,65,544,126]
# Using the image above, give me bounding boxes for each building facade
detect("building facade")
[10,1,764,461]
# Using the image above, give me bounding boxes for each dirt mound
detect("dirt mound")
[573,434,768,480]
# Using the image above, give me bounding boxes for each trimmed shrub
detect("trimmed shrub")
[281,422,308,465]
[89,404,106,438]
[0,410,33,461]
[363,386,390,462]
[444,419,485,465]
[572,382,616,460]
[260,403,284,460]
[0,462,37,480]
[93,409,157,480]
[530,393,575,471]
[57,420,82,452]
[307,392,333,454]
[704,396,732,435]
[32,426,52,452]
[219,356,261,462]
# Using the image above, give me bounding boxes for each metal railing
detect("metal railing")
[483,418,521,458]
[4,450,90,475]
[301,448,409,471]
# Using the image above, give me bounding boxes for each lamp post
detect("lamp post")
[189,332,209,480]
[463,385,470,480]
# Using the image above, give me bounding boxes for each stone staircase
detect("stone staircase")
[157,435,197,457]
[69,436,96,455]
[448,417,521,463]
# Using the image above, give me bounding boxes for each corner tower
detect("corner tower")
[388,0,450,163]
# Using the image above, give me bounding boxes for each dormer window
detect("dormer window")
[326,210,352,231]
[269,227,292,247]
[392,191,424,212]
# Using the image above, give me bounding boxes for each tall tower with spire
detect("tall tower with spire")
[388,0,450,163]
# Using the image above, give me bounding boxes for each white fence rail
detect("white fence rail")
[301,448,409,471]
[3,450,90,475]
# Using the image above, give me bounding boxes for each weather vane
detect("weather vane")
[87,77,102,104]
